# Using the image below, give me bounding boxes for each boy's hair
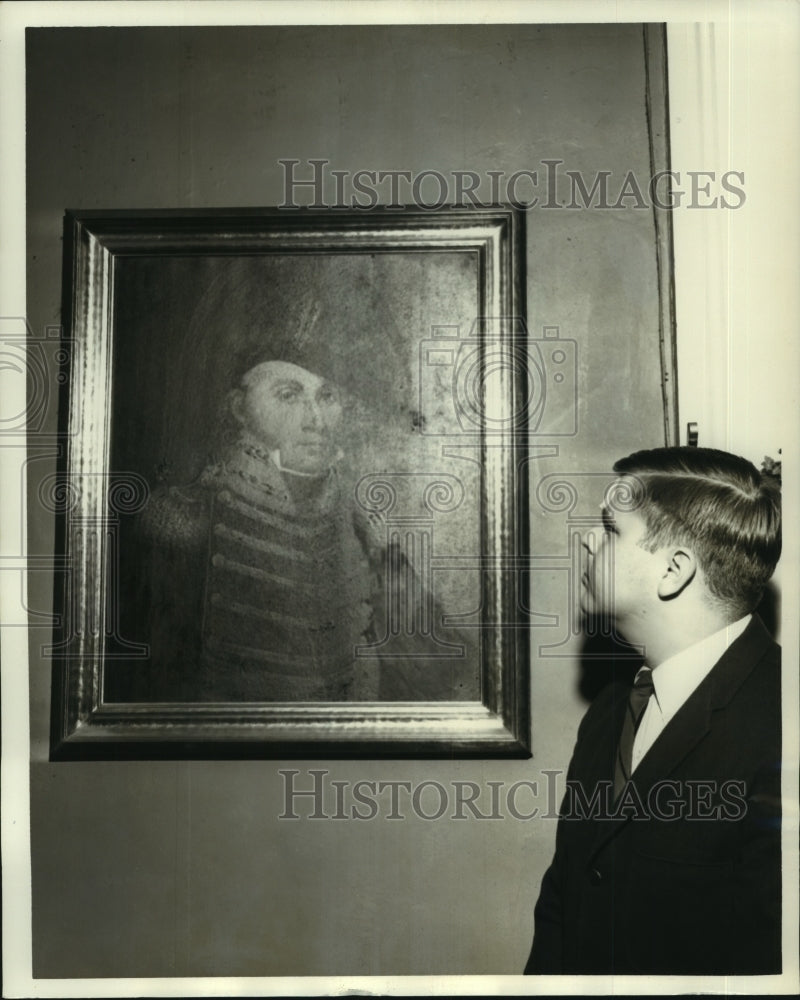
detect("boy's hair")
[613,447,781,617]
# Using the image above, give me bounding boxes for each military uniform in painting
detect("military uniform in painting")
[136,444,377,701]
[125,446,478,703]
[112,355,479,703]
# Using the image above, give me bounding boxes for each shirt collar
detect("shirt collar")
[649,614,751,724]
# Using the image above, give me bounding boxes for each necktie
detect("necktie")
[613,666,655,800]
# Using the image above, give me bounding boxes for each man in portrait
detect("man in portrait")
[107,256,479,704]
[525,446,782,975]
[137,356,377,701]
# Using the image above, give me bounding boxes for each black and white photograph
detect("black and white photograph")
[1,0,798,995]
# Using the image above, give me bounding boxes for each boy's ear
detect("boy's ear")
[657,547,697,599]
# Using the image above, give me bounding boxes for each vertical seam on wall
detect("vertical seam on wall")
[643,23,680,447]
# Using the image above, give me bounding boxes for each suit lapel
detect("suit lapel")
[588,615,775,857]
[578,682,628,791]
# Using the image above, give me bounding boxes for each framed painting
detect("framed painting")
[49,206,534,758]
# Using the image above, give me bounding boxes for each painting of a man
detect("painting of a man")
[106,252,481,705]
[137,358,379,700]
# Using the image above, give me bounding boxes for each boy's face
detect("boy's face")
[580,485,665,633]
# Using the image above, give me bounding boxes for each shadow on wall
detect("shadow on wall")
[577,626,641,703]
[755,581,779,640]
[576,580,780,704]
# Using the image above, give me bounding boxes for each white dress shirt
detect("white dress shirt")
[631,615,751,772]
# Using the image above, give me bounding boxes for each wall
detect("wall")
[26,24,665,976]
[668,19,800,646]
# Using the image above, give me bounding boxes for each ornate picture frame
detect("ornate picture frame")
[49,206,534,758]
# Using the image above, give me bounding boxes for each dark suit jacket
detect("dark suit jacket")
[525,615,782,975]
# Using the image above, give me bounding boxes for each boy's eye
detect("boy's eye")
[276,388,299,402]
